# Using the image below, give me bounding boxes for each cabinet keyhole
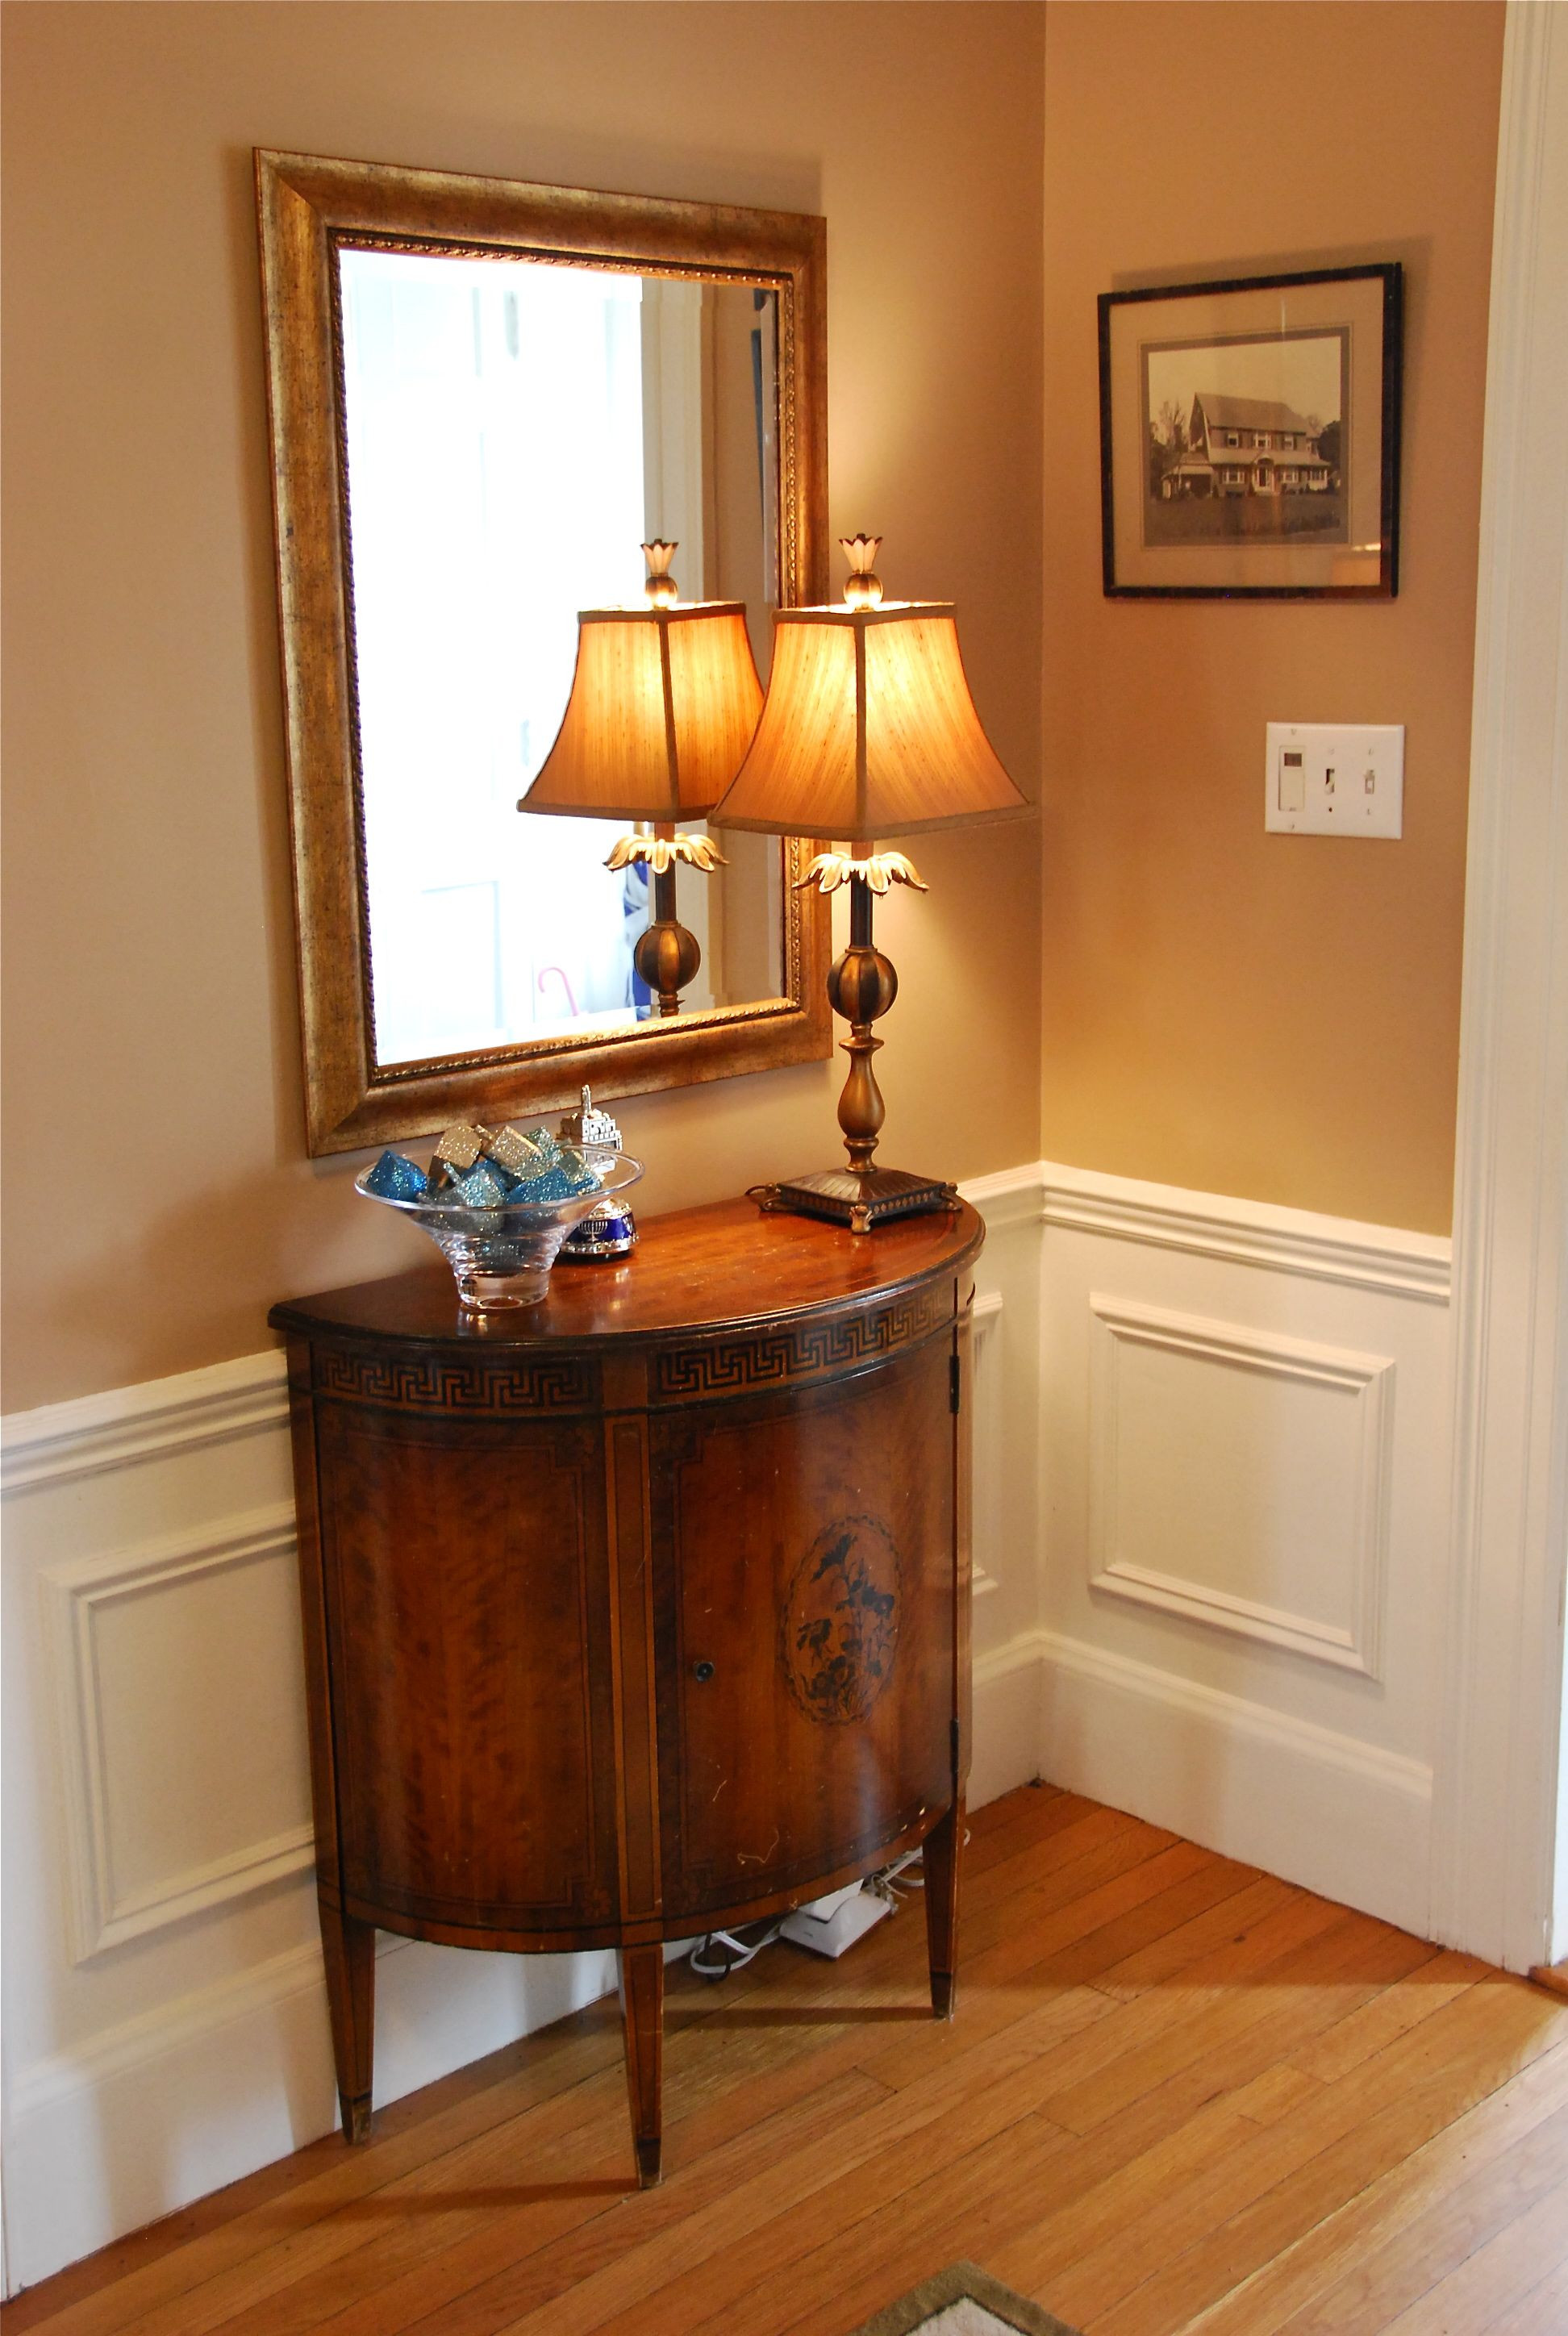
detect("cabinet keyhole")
[692,1659,715,1683]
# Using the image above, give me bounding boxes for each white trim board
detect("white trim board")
[1,1349,289,1494]
[1032,1628,1432,1938]
[1040,1162,1450,1304]
[964,1158,1451,1301]
[1432,0,1568,1975]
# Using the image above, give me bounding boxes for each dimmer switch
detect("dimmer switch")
[1266,724,1403,838]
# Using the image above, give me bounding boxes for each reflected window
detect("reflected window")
[337,246,782,1069]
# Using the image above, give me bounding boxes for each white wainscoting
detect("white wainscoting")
[0,1163,1455,2290]
[0,1172,1042,2293]
[1030,1160,1452,1940]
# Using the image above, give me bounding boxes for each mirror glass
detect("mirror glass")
[336,245,784,1069]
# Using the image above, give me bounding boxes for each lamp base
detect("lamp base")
[757,1166,959,1235]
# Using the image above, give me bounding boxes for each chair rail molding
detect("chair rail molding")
[1040,1162,1450,1303]
[0,1349,289,1493]
[1432,0,1568,1973]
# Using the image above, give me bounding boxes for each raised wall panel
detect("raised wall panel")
[1088,1296,1393,1676]
[41,1507,315,1960]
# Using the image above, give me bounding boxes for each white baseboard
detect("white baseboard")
[1032,1627,1432,1936]
[970,1633,1047,1808]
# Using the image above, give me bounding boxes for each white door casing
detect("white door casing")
[1431,0,1568,1974]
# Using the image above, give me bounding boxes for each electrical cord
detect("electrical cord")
[688,1918,784,1978]
[687,1843,936,1979]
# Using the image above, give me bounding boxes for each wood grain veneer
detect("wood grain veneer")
[269,1198,984,2184]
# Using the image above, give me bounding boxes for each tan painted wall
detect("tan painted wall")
[1,2,1044,1411]
[1040,1,1503,1234]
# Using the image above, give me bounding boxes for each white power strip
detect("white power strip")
[780,1883,893,1959]
[687,1849,923,1978]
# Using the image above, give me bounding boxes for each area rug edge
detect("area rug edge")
[845,2257,1082,2336]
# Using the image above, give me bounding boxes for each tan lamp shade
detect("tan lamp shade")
[710,603,1025,842]
[522,603,764,824]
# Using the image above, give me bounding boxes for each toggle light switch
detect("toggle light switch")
[1266,724,1403,839]
[1278,751,1306,813]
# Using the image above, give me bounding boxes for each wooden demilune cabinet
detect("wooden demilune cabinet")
[271,1196,982,2184]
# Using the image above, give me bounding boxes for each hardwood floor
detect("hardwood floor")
[7,1785,1568,2336]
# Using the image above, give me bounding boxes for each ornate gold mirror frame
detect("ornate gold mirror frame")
[256,150,832,1156]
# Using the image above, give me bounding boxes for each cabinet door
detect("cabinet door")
[315,1403,619,1935]
[653,1337,955,1922]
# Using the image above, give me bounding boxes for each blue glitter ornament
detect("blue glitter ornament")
[365,1149,427,1203]
[452,1162,510,1208]
[509,1163,595,1203]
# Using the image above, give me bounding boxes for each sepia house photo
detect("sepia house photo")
[1161,392,1333,501]
[1141,325,1348,547]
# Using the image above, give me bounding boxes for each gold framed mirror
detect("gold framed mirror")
[256,150,832,1156]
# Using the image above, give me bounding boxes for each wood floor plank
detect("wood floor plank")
[10,1784,1568,2336]
[1178,2011,1568,2334]
[1377,2175,1568,2334]
[1007,1912,1379,2166]
[986,1952,1567,2318]
[227,2069,886,2336]
[1265,2092,1568,2334]
[474,1985,1116,2336]
[1495,2250,1568,2334]
[1092,1871,1297,1997]
[705,2112,1075,2336]
[1043,1918,1436,2135]
[584,2093,1072,2336]
[1291,1946,1493,2084]
[1065,1979,1568,2334]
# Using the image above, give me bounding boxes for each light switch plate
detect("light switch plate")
[1266,723,1404,839]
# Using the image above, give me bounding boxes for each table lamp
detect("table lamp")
[711,535,1027,1231]
[519,542,764,1016]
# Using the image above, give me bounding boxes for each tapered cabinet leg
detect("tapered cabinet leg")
[619,1943,665,2188]
[319,1900,376,2142]
[924,1798,964,2020]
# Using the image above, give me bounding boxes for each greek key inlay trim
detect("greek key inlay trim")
[653,1283,950,1402]
[315,1348,594,1412]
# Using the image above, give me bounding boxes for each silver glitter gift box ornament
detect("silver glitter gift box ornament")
[556,1088,637,1260]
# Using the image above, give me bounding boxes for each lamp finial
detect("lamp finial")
[641,540,679,607]
[840,533,884,608]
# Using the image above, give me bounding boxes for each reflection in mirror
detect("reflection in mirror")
[336,246,783,1069]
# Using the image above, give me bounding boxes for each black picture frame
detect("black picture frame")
[1098,262,1403,600]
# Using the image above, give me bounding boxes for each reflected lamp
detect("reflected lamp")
[519,542,763,1016]
[711,535,1027,1231]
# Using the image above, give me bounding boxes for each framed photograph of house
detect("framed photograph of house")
[1098,263,1403,599]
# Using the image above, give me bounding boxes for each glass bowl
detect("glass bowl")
[356,1147,644,1312]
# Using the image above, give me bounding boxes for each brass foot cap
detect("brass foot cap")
[340,2094,373,2145]
[930,1974,956,2021]
[634,2139,663,2188]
